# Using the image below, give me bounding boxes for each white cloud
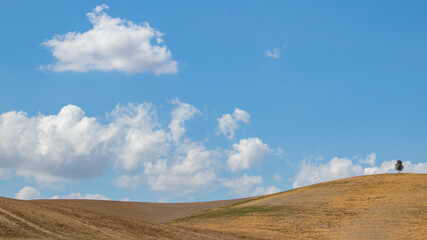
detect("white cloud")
[0,103,170,184]
[222,174,263,197]
[111,101,216,196]
[293,153,427,188]
[0,168,11,180]
[217,108,250,139]
[265,48,281,58]
[0,105,111,185]
[51,192,110,200]
[222,174,279,197]
[15,186,41,200]
[227,137,272,171]
[168,98,200,142]
[109,103,170,171]
[364,160,427,175]
[0,100,214,194]
[0,100,274,198]
[293,157,363,188]
[359,153,376,166]
[143,142,219,195]
[41,4,177,74]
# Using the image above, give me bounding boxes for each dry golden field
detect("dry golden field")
[174,173,427,239]
[0,197,245,239]
[1,173,426,239]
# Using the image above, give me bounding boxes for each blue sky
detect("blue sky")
[0,1,426,202]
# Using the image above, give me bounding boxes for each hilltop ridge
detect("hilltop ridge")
[174,173,427,239]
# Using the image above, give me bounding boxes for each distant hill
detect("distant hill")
[1,173,425,239]
[0,196,243,239]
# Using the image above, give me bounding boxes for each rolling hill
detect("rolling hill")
[1,173,425,239]
[174,173,427,239]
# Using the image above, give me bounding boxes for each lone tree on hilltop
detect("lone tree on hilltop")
[395,160,404,173]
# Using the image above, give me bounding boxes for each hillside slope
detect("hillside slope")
[0,197,245,239]
[35,197,246,223]
[1,173,425,239]
[174,173,427,239]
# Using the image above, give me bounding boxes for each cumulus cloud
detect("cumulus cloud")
[51,192,110,200]
[265,48,281,58]
[143,142,219,195]
[217,108,250,139]
[41,4,177,74]
[0,105,110,185]
[222,174,279,197]
[109,103,170,171]
[0,100,227,196]
[359,153,376,166]
[168,98,200,142]
[227,137,272,171]
[0,100,274,198]
[15,186,41,200]
[293,153,427,188]
[222,174,263,196]
[0,103,171,184]
[111,101,216,196]
[364,160,427,175]
[293,157,363,188]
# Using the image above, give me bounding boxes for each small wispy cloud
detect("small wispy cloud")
[265,44,287,59]
[265,48,281,58]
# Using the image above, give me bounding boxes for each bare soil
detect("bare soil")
[174,173,427,239]
[1,173,425,239]
[35,197,246,223]
[0,197,247,239]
